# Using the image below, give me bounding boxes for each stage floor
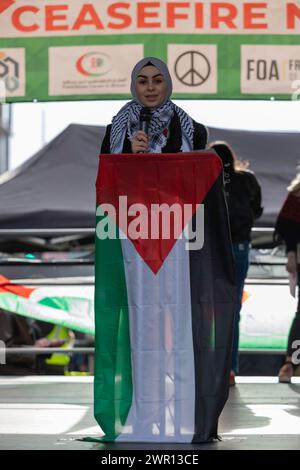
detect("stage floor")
[0,376,300,450]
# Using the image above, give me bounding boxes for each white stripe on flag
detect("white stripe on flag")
[118,233,195,442]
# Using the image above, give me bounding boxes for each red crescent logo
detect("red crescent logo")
[76,54,90,77]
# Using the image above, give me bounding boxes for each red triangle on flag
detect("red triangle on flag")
[0,275,34,298]
[96,151,222,274]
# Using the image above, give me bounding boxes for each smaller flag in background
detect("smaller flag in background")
[0,275,94,334]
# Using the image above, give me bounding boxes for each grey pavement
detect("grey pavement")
[0,376,299,450]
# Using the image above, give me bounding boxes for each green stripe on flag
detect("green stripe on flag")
[94,210,132,440]
[0,292,94,334]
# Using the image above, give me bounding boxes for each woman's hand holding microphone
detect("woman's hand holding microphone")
[131,131,149,154]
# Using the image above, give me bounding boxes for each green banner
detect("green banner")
[1,0,300,102]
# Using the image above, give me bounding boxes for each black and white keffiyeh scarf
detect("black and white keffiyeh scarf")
[110,99,194,154]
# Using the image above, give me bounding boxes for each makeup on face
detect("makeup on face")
[135,65,168,108]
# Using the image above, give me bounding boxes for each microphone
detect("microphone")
[139,107,151,135]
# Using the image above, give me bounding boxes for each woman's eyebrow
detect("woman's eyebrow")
[137,73,164,79]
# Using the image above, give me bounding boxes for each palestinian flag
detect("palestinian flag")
[93,151,236,443]
[0,275,94,334]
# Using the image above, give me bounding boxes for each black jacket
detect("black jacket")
[275,192,300,253]
[100,112,208,154]
[225,170,263,243]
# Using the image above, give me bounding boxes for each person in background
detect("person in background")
[0,310,66,375]
[209,141,263,386]
[275,167,300,382]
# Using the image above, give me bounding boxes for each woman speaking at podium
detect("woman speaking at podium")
[92,57,235,444]
[100,56,208,155]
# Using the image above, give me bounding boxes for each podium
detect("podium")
[93,151,236,443]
